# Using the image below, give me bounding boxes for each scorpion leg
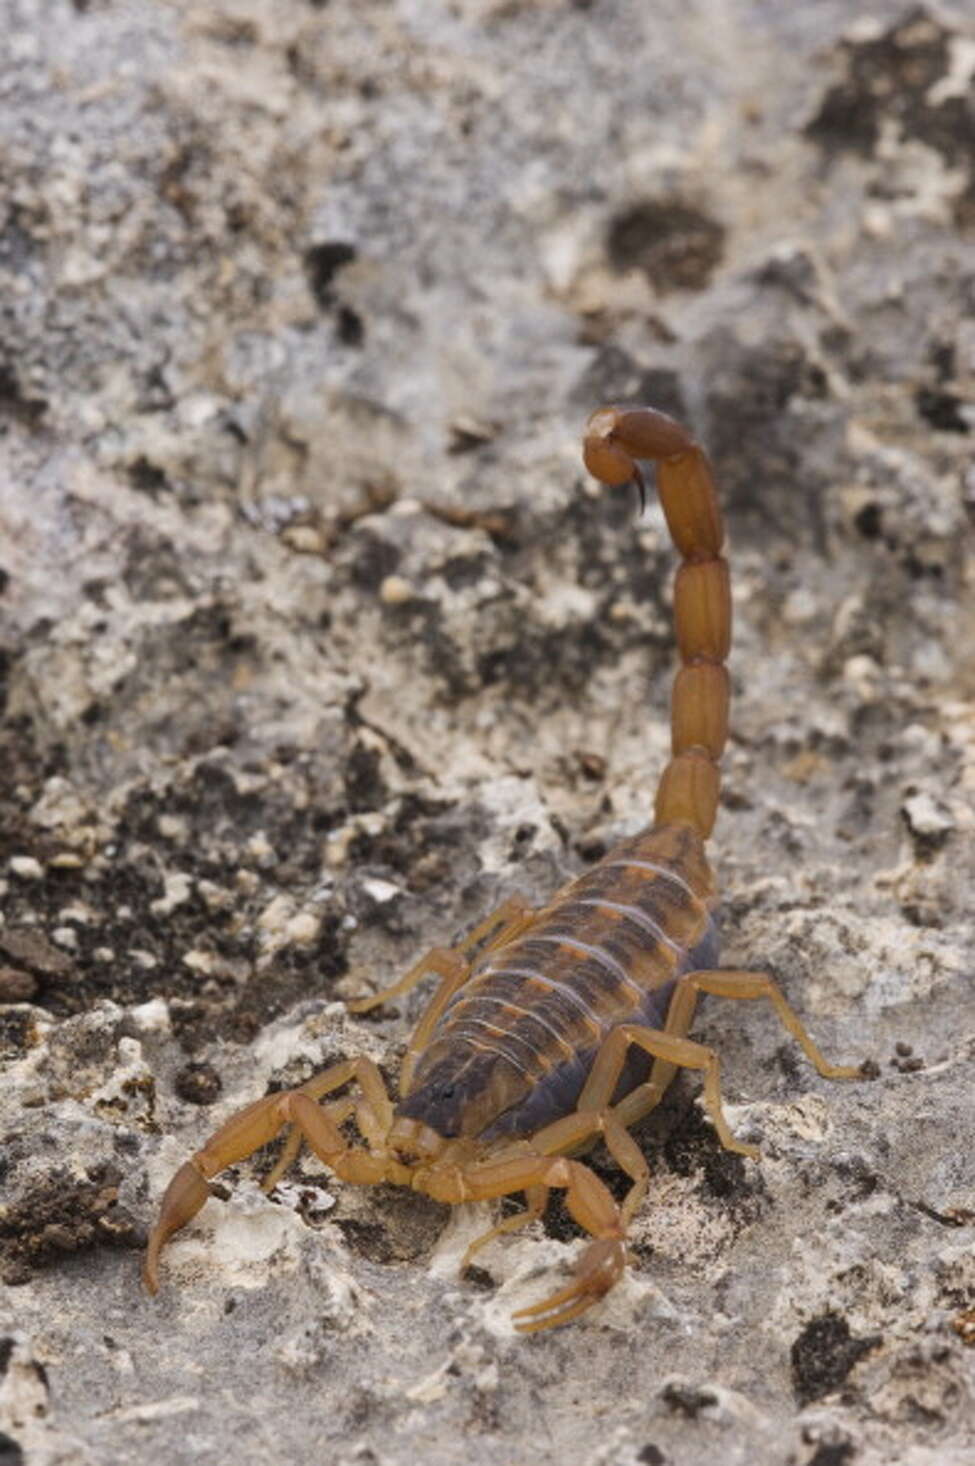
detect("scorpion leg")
[611,967,860,1143]
[455,895,538,961]
[667,969,861,1080]
[461,1099,649,1267]
[562,973,859,1188]
[419,1152,627,1332]
[261,1055,394,1191]
[347,895,534,1016]
[606,1062,675,1134]
[461,1103,647,1269]
[144,1057,401,1294]
[346,945,467,1018]
[513,1106,651,1228]
[461,1180,550,1272]
[351,946,471,1098]
[577,1022,761,1159]
[397,953,469,1098]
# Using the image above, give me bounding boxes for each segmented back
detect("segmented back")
[411,823,717,1140]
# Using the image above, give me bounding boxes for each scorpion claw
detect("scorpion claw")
[511,1236,627,1334]
[142,1160,212,1296]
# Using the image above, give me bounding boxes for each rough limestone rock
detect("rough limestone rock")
[0,2,972,1463]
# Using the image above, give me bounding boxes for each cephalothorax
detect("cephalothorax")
[144,406,860,1332]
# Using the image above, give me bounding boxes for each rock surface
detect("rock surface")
[0,2,973,1463]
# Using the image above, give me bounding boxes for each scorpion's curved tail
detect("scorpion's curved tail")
[583,407,730,842]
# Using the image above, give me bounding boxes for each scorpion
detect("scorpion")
[144,405,861,1332]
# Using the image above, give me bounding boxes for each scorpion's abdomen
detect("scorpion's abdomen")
[415,822,718,1141]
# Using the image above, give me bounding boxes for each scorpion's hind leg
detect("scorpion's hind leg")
[422,1152,628,1333]
[670,969,862,1080]
[577,1021,762,1160]
[578,972,860,1176]
[143,1057,399,1295]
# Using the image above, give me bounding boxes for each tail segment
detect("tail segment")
[583,407,730,840]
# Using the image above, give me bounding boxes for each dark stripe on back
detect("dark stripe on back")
[428,821,715,1099]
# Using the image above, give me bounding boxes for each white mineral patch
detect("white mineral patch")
[165,1185,306,1292]
[149,872,193,916]
[902,791,955,839]
[359,877,402,905]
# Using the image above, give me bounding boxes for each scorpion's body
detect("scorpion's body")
[401,824,718,1147]
[144,407,858,1331]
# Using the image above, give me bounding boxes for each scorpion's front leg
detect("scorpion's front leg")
[418,1153,627,1333]
[143,1057,403,1294]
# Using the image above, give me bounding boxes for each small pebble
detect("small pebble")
[0,966,37,1001]
[902,792,954,841]
[379,574,415,605]
[174,1061,223,1105]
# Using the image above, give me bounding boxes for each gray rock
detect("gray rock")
[1,2,973,1464]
